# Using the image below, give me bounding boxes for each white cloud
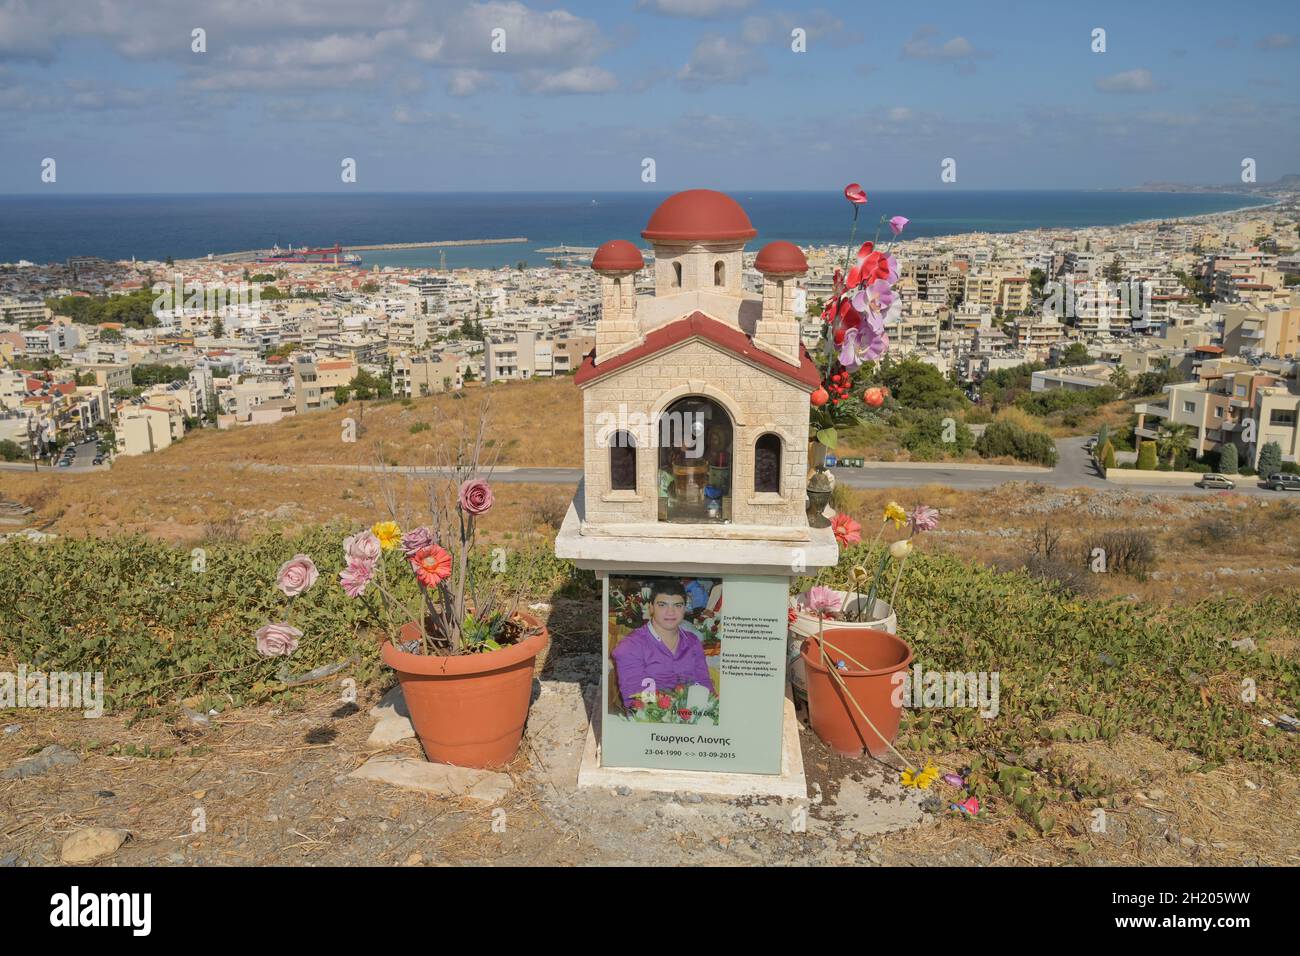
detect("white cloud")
[520,66,618,95]
[1094,68,1157,94]
[903,25,982,61]
[677,35,765,89]
[637,0,755,18]
[447,69,496,96]
[1257,33,1295,50]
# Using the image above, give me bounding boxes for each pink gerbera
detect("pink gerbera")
[832,513,862,547]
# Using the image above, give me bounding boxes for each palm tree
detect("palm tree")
[1156,423,1192,467]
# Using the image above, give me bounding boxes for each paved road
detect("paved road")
[3,438,1288,498]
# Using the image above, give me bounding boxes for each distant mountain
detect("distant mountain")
[1118,173,1299,194]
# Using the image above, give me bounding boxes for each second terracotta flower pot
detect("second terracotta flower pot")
[381,614,549,769]
[801,626,912,758]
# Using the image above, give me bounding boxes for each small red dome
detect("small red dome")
[591,239,644,273]
[754,240,808,275]
[641,189,757,243]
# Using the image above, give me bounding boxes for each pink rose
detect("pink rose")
[889,216,909,237]
[339,560,373,598]
[276,554,318,597]
[400,526,435,556]
[255,623,302,657]
[458,479,494,516]
[344,530,381,567]
[805,585,842,616]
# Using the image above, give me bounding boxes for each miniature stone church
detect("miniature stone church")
[558,189,836,792]
[558,188,838,553]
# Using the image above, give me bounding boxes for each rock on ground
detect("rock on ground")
[61,828,129,864]
[1,744,80,780]
[348,755,512,803]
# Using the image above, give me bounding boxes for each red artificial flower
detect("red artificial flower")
[832,513,862,547]
[810,387,829,407]
[844,183,868,205]
[863,386,887,408]
[788,607,798,625]
[630,699,645,710]
[673,684,685,695]
[409,544,453,588]
[657,694,672,709]
[677,708,694,721]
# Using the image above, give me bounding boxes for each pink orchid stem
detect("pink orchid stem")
[842,205,861,274]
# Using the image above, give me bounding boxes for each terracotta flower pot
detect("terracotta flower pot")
[787,593,897,702]
[381,614,549,769]
[801,626,912,758]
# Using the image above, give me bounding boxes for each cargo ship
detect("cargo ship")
[255,243,362,265]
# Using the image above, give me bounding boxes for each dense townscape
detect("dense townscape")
[3,187,1297,475]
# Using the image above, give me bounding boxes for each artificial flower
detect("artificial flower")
[889,539,914,559]
[656,693,672,709]
[832,513,862,547]
[941,772,966,789]
[344,530,382,567]
[849,564,871,589]
[843,183,868,205]
[677,708,694,721]
[255,622,302,657]
[810,386,829,407]
[806,585,842,616]
[458,478,495,516]
[339,559,373,598]
[400,526,436,556]
[838,323,888,372]
[863,386,887,408]
[409,544,453,588]
[910,505,940,533]
[276,554,318,597]
[889,216,910,236]
[900,761,940,789]
[952,796,980,816]
[883,501,908,528]
[371,521,402,551]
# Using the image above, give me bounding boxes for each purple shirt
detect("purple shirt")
[612,622,715,707]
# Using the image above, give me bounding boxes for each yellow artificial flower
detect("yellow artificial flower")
[371,521,402,551]
[900,761,939,789]
[883,501,907,529]
[889,539,914,560]
[849,564,871,589]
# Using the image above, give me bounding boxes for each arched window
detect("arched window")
[657,396,731,524]
[755,434,782,493]
[672,262,682,288]
[714,260,726,286]
[610,430,636,491]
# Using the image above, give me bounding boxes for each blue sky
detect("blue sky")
[0,0,1296,193]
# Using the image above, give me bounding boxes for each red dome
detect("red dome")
[754,240,808,275]
[641,189,757,243]
[591,239,644,273]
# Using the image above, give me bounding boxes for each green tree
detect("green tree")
[334,385,352,405]
[1257,440,1283,476]
[974,420,1058,466]
[875,356,967,411]
[1219,442,1239,475]
[1136,440,1158,470]
[1028,267,1047,298]
[1057,342,1090,367]
[0,439,24,462]
[1101,441,1117,470]
[900,411,974,460]
[1156,423,1192,467]
[1108,366,1132,395]
[1096,422,1109,450]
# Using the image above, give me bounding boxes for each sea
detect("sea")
[0,190,1274,271]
